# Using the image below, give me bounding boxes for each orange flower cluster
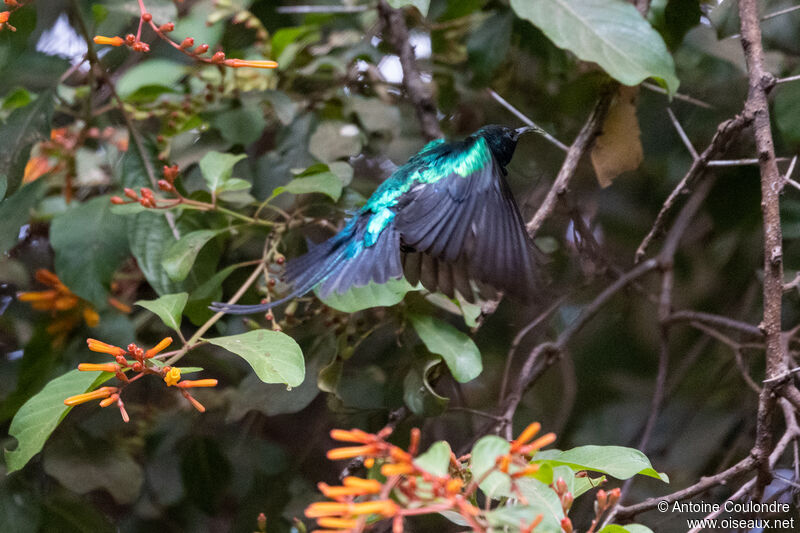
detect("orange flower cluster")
[306,423,556,533]
[64,337,217,421]
[18,269,100,344]
[92,0,278,70]
[0,0,30,32]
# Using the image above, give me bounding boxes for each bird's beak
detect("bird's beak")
[514,125,546,139]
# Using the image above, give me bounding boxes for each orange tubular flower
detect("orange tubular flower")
[223,58,278,69]
[176,379,218,388]
[510,422,541,452]
[77,363,120,373]
[380,463,414,477]
[330,428,374,443]
[327,445,380,460]
[316,517,359,529]
[64,387,118,406]
[0,11,9,24]
[145,336,173,358]
[93,35,124,46]
[87,338,127,357]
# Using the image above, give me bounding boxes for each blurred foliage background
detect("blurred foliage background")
[1,0,800,531]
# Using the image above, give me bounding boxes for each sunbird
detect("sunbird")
[211,125,542,314]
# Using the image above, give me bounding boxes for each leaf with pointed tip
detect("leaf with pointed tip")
[5,370,112,472]
[206,330,304,387]
[409,313,482,383]
[135,293,188,332]
[510,0,679,94]
[162,229,227,282]
[199,151,247,193]
[0,90,54,197]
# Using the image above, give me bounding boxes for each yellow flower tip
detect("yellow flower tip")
[316,518,359,529]
[108,297,132,314]
[145,336,173,358]
[163,366,181,386]
[177,379,218,388]
[82,307,100,327]
[86,338,126,357]
[64,386,117,406]
[224,58,278,69]
[330,428,373,443]
[363,457,375,469]
[77,363,119,373]
[53,294,79,310]
[326,444,378,461]
[93,35,124,46]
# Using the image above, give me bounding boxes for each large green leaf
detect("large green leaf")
[319,277,417,313]
[205,330,305,387]
[135,293,188,333]
[162,229,227,282]
[50,196,130,309]
[534,445,669,482]
[0,179,47,254]
[4,370,111,472]
[0,90,54,197]
[510,0,679,94]
[127,211,185,295]
[409,313,482,383]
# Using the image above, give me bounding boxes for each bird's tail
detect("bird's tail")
[209,217,402,315]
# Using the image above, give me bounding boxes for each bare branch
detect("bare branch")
[487,89,569,152]
[377,1,442,141]
[667,107,698,160]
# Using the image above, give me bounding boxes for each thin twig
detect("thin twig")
[487,89,569,152]
[276,5,369,13]
[641,82,714,109]
[667,107,698,160]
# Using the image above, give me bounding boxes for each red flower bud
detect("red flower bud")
[110,196,125,205]
[180,37,194,49]
[159,22,174,32]
[141,12,152,22]
[211,51,225,63]
[194,43,209,55]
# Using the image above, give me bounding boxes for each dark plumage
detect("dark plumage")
[210,125,541,314]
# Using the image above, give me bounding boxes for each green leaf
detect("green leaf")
[0,179,47,254]
[199,151,247,193]
[387,0,430,16]
[50,196,130,308]
[263,90,297,125]
[4,370,112,472]
[403,354,449,416]
[116,59,185,101]
[319,277,417,313]
[127,211,184,295]
[470,435,511,498]
[414,441,451,477]
[206,330,305,387]
[485,504,561,533]
[510,0,679,95]
[275,172,343,202]
[162,229,227,282]
[467,11,514,84]
[489,478,565,532]
[135,293,188,332]
[535,445,669,482]
[409,313,482,383]
[0,90,54,197]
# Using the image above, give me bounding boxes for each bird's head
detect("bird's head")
[473,124,543,167]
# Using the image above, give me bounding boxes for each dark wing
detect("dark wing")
[395,157,538,301]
